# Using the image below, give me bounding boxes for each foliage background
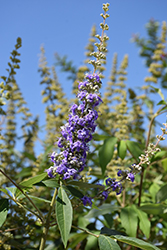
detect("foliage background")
[0,1,167,250]
[1,0,167,147]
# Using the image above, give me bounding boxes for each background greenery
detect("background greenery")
[0,6,167,250]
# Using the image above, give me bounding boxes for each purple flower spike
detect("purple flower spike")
[47,73,102,180]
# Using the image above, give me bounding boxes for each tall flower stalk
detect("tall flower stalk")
[39,4,110,249]
[46,3,110,182]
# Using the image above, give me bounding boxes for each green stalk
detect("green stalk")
[39,188,58,250]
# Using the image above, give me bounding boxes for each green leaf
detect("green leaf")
[162,158,167,172]
[126,140,143,160]
[100,226,126,236]
[93,133,110,141]
[157,100,167,105]
[23,151,36,161]
[156,184,167,203]
[159,105,167,112]
[149,183,160,202]
[42,179,60,188]
[17,167,33,178]
[86,234,98,250]
[26,195,51,203]
[151,151,167,162]
[16,173,48,197]
[98,235,121,250]
[19,173,47,188]
[68,232,88,249]
[103,214,113,228]
[78,216,90,229]
[99,137,117,176]
[120,206,138,237]
[149,85,164,100]
[0,188,10,197]
[0,199,9,227]
[111,235,161,250]
[140,203,166,215]
[85,204,120,219]
[117,140,127,160]
[44,243,56,250]
[6,187,17,196]
[56,187,73,248]
[135,207,150,238]
[67,180,104,190]
[65,185,84,198]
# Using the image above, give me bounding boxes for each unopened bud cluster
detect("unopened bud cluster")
[89,3,109,71]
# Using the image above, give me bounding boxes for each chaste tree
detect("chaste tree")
[0,3,167,250]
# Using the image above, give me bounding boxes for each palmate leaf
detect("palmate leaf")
[56,187,73,248]
[98,235,121,250]
[111,235,161,250]
[0,199,9,227]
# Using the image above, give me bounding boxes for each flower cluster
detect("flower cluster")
[47,73,102,180]
[103,164,140,196]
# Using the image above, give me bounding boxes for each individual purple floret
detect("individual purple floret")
[46,73,102,180]
[81,196,92,206]
[127,173,135,182]
[102,190,109,200]
[117,170,123,177]
[105,177,123,195]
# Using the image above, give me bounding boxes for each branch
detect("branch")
[0,169,44,222]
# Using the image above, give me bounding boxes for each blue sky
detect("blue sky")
[0,0,167,149]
